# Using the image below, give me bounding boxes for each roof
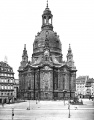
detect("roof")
[76,76,89,84]
[86,78,94,83]
[0,61,14,73]
[33,30,62,55]
[0,61,11,68]
[77,76,89,79]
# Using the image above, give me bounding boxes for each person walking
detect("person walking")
[2,100,4,107]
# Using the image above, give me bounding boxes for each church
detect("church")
[18,2,77,100]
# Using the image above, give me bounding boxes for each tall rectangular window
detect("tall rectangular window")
[1,86,4,89]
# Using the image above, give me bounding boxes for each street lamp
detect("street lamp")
[36,93,38,104]
[27,86,31,110]
[63,90,67,105]
[12,108,14,120]
[68,100,70,118]
[68,72,71,118]
[28,97,30,110]
[68,88,71,118]
[36,92,39,104]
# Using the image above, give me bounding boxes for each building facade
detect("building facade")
[14,79,19,100]
[91,81,94,97]
[18,3,77,100]
[76,76,89,98]
[85,78,94,98]
[76,76,94,98]
[91,79,94,98]
[0,61,14,103]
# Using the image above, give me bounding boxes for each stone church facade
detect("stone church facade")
[18,3,77,100]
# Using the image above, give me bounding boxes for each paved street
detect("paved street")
[0,99,94,120]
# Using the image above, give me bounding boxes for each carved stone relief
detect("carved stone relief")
[40,71,52,91]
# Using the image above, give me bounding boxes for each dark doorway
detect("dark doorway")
[45,93,48,99]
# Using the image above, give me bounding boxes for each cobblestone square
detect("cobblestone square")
[0,99,94,120]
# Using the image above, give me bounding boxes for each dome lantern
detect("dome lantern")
[41,0,53,30]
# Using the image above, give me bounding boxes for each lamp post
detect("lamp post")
[68,73,71,118]
[12,108,14,120]
[67,92,71,118]
[27,87,30,110]
[63,90,67,105]
[27,92,30,110]
[28,96,30,110]
[68,100,70,118]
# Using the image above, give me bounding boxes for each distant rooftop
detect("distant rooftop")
[76,76,89,84]
[77,76,89,79]
[86,78,94,83]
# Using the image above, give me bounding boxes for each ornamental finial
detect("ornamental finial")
[4,56,8,63]
[46,0,48,8]
[24,44,26,50]
[68,44,72,52]
[69,44,71,48]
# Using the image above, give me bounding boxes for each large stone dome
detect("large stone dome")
[32,3,62,59]
[33,30,62,56]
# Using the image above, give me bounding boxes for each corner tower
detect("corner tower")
[66,44,75,68]
[19,44,28,70]
[22,44,28,62]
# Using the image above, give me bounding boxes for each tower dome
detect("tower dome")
[33,1,62,58]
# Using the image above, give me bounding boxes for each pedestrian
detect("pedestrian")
[89,96,90,100]
[2,101,4,107]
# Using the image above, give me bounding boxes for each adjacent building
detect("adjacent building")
[85,78,94,98]
[76,76,89,98]
[91,79,94,97]
[14,79,19,100]
[76,76,94,98]
[0,61,15,103]
[18,2,77,100]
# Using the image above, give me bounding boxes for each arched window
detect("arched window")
[43,16,46,24]
[48,16,51,24]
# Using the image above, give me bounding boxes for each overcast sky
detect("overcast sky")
[0,0,94,79]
